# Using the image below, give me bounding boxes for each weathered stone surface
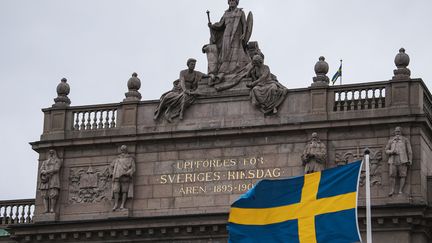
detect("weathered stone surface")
[154,59,207,123]
[7,32,430,243]
[37,149,62,219]
[205,0,252,78]
[123,73,142,102]
[53,78,71,108]
[110,145,136,211]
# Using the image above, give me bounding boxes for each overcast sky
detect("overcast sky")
[0,0,431,200]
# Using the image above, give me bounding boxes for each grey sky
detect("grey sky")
[0,0,431,200]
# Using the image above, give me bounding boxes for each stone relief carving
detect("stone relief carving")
[301,132,327,174]
[110,145,136,211]
[385,127,412,196]
[335,146,383,187]
[38,149,62,213]
[245,55,287,114]
[154,58,207,122]
[335,151,356,167]
[359,150,383,187]
[69,166,111,204]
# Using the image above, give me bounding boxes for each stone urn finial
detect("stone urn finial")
[392,48,411,81]
[53,78,71,108]
[124,72,142,102]
[312,56,330,87]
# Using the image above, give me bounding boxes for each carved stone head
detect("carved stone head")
[48,149,57,158]
[252,54,263,66]
[311,132,319,141]
[120,145,128,154]
[394,127,402,137]
[228,0,239,8]
[186,58,196,70]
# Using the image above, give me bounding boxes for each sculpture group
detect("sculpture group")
[37,2,416,218]
[38,145,136,214]
[300,127,413,197]
[37,126,413,216]
[154,0,287,123]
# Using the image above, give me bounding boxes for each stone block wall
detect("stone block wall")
[31,79,432,224]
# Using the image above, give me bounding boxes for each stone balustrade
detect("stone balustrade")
[38,79,430,141]
[0,199,34,226]
[331,83,386,112]
[72,106,117,131]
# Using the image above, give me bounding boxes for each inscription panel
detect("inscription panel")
[154,156,286,196]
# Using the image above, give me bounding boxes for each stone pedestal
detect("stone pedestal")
[196,77,251,97]
[109,209,131,219]
[35,212,57,222]
[386,194,411,205]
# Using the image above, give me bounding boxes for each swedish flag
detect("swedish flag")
[331,63,342,84]
[228,161,362,243]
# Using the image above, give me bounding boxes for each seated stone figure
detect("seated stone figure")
[154,58,207,122]
[154,80,183,123]
[246,55,287,114]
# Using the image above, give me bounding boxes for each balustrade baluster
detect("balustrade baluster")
[349,91,355,110]
[23,205,28,223]
[19,205,25,224]
[371,89,377,109]
[21,205,25,223]
[333,92,339,111]
[104,111,110,128]
[92,111,98,130]
[85,112,92,130]
[14,205,19,224]
[79,112,86,130]
[27,204,32,223]
[7,206,12,224]
[110,110,116,128]
[74,112,80,130]
[1,205,5,225]
[28,204,33,223]
[10,206,14,224]
[98,111,104,129]
[342,92,348,111]
[364,89,370,109]
[354,89,361,110]
[377,88,383,108]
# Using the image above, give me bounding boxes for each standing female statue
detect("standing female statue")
[207,0,252,76]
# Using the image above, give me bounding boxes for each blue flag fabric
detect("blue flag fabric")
[228,161,362,243]
[331,63,342,84]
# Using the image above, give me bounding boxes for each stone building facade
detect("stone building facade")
[0,68,431,242]
[0,3,431,242]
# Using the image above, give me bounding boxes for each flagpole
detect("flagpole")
[339,59,343,85]
[364,148,372,243]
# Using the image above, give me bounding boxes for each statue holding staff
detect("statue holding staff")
[204,0,253,81]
